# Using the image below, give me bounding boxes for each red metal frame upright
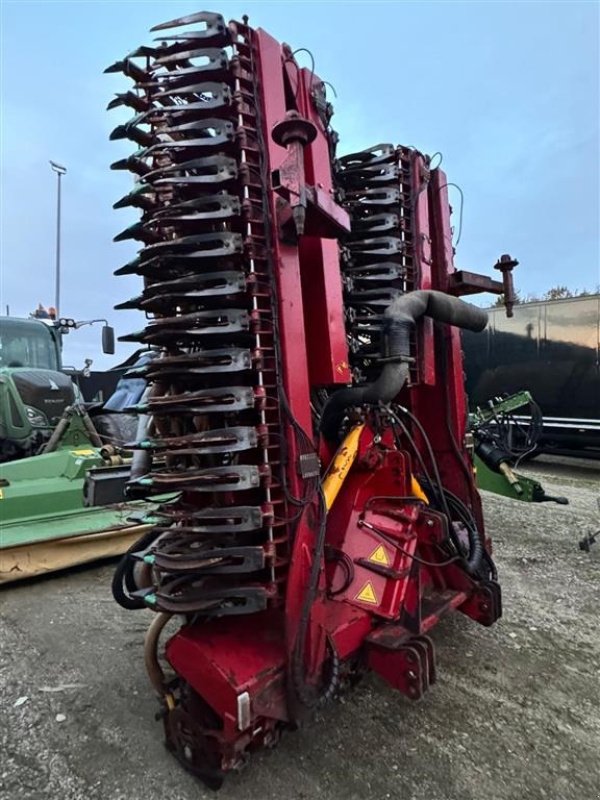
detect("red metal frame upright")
[411,152,436,386]
[254,29,313,439]
[428,168,484,525]
[292,64,351,386]
[406,167,481,518]
[253,29,352,656]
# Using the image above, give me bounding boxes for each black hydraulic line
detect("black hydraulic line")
[291,488,339,708]
[359,519,460,568]
[387,406,443,509]
[129,386,153,482]
[394,403,483,574]
[393,405,454,525]
[442,487,498,581]
[326,548,355,597]
[387,404,492,576]
[320,290,488,441]
[112,528,162,610]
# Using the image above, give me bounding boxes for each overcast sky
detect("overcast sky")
[1,0,598,369]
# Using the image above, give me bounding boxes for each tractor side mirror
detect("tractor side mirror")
[102,325,116,355]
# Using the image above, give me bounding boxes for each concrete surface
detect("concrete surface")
[1,457,599,800]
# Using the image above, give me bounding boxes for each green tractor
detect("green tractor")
[0,318,164,583]
[0,314,116,462]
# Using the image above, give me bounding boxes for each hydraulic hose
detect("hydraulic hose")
[144,612,174,696]
[41,408,74,454]
[112,528,161,610]
[320,290,488,441]
[129,385,153,482]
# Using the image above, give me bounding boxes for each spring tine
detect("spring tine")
[349,213,399,235]
[109,123,155,147]
[144,354,253,377]
[142,99,235,122]
[113,221,159,243]
[125,44,162,59]
[110,155,151,176]
[345,236,404,256]
[142,154,237,181]
[139,306,249,330]
[343,261,405,277]
[106,92,149,112]
[148,269,245,293]
[147,51,230,82]
[119,308,250,345]
[140,231,243,257]
[156,116,235,139]
[147,585,269,616]
[104,58,151,83]
[150,11,227,33]
[337,144,396,168]
[132,347,253,377]
[112,184,155,211]
[135,425,258,453]
[338,164,399,185]
[152,44,233,66]
[152,506,266,533]
[141,465,264,491]
[153,192,240,215]
[152,31,230,44]
[136,386,258,415]
[151,546,265,575]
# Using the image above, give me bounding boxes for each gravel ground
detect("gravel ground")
[1,456,599,800]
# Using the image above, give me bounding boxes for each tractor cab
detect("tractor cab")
[0,317,74,461]
[0,315,115,462]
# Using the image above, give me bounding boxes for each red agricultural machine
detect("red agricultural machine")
[108,11,516,788]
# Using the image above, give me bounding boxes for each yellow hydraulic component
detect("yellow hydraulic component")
[322,425,365,511]
[411,475,429,504]
[321,426,430,512]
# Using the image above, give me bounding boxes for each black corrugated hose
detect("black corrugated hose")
[320,290,488,441]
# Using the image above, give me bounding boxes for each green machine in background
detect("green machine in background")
[470,391,568,504]
[0,314,115,462]
[0,405,155,584]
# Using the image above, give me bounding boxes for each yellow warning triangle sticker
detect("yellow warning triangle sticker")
[368,545,390,566]
[355,580,379,605]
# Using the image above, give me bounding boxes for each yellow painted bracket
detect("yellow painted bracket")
[321,425,430,512]
[411,475,429,503]
[322,425,365,511]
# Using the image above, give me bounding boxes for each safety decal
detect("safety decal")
[368,545,390,566]
[355,580,378,605]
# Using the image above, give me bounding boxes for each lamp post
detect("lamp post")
[49,160,67,317]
